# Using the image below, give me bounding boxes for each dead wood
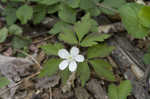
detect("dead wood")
[86,79,108,99]
[0,55,33,99]
[108,35,150,99]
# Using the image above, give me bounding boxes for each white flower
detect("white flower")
[58,46,85,72]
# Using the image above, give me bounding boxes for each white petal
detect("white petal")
[70,46,79,56]
[75,55,85,62]
[69,61,77,72]
[58,49,70,59]
[59,60,69,70]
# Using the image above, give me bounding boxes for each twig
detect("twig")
[107,56,118,68]
[15,49,41,70]
[49,87,52,99]
[32,35,55,44]
[0,81,22,96]
[62,72,76,93]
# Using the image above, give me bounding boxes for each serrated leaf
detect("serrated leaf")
[8,24,23,36]
[33,5,46,24]
[77,62,90,87]
[11,36,31,49]
[138,6,150,28]
[16,5,33,24]
[74,13,91,41]
[86,6,101,16]
[108,84,118,99]
[36,0,60,5]
[61,68,71,85]
[108,80,132,99]
[58,4,76,24]
[80,0,95,10]
[0,27,8,43]
[89,59,115,81]
[3,6,17,25]
[80,33,111,47]
[0,77,10,88]
[39,58,61,77]
[65,0,80,8]
[87,44,115,58]
[118,80,132,99]
[41,43,64,56]
[49,21,71,34]
[10,0,25,2]
[47,4,59,14]
[119,3,150,38]
[2,0,7,3]
[59,27,78,45]
[89,19,99,33]
[143,53,150,64]
[100,0,126,15]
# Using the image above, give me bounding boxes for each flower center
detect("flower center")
[68,55,74,61]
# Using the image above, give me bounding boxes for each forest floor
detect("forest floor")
[0,1,150,99]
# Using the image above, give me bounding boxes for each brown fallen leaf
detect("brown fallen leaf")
[0,55,34,98]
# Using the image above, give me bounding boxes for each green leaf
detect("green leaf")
[11,36,31,49]
[10,0,25,2]
[108,84,118,99]
[33,5,46,24]
[74,13,92,41]
[143,53,150,64]
[16,5,33,24]
[80,33,111,47]
[119,3,150,38]
[65,0,80,8]
[102,0,126,8]
[89,19,99,33]
[47,4,59,14]
[100,0,126,15]
[58,4,76,24]
[108,80,132,99]
[89,59,115,81]
[61,68,71,85]
[59,27,78,45]
[138,6,150,28]
[39,58,61,77]
[77,62,90,87]
[0,27,8,43]
[2,0,7,3]
[41,43,64,56]
[87,44,115,58]
[86,6,101,16]
[36,0,60,5]
[8,24,23,36]
[118,80,132,99]
[49,21,71,34]
[0,77,10,88]
[3,6,17,25]
[80,0,95,10]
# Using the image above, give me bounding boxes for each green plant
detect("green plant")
[40,13,115,86]
[119,3,150,38]
[108,80,132,99]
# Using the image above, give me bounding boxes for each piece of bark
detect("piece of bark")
[52,88,74,99]
[75,87,92,99]
[0,55,33,98]
[98,22,125,34]
[0,55,33,82]
[124,70,148,99]
[35,75,60,89]
[108,35,150,99]
[86,79,108,99]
